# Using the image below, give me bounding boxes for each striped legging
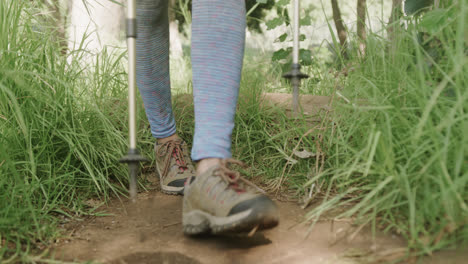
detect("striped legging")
[136,0,245,161]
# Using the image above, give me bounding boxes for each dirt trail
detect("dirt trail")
[53,189,408,264]
[53,189,467,264]
[52,94,466,264]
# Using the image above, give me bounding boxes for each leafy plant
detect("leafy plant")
[173,0,276,33]
[404,0,433,15]
[266,0,314,71]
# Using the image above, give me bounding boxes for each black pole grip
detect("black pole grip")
[126,18,137,38]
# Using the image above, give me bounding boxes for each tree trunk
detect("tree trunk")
[330,0,348,58]
[48,0,67,53]
[34,0,68,53]
[387,0,402,40]
[356,0,367,58]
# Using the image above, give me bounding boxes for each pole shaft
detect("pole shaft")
[292,0,300,64]
[129,163,138,202]
[127,0,136,19]
[128,38,137,149]
[127,0,137,149]
[292,77,300,115]
[292,0,301,116]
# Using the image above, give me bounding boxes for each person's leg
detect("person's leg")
[136,0,175,140]
[136,0,195,194]
[190,0,245,170]
[183,0,279,236]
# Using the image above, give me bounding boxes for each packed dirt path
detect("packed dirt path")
[52,94,466,264]
[52,189,467,264]
[53,189,408,264]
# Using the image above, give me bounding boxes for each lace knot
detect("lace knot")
[157,140,188,177]
[215,159,265,194]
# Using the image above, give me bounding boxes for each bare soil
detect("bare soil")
[51,94,467,264]
[261,93,331,116]
[53,190,403,264]
[52,189,466,264]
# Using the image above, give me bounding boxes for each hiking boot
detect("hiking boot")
[182,159,279,235]
[155,139,196,195]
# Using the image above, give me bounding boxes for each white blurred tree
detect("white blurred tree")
[67,0,124,58]
[169,0,183,58]
[65,0,183,63]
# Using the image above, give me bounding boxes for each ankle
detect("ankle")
[157,134,180,144]
[196,158,221,176]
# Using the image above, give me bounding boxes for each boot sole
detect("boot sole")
[182,208,279,236]
[155,163,185,195]
[160,184,184,195]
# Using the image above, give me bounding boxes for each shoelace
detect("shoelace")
[215,159,265,194]
[157,140,188,178]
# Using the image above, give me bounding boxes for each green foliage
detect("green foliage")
[0,0,135,260]
[245,0,276,33]
[173,0,276,33]
[264,0,314,71]
[418,8,454,34]
[272,47,291,61]
[265,17,284,30]
[404,0,433,15]
[304,1,468,255]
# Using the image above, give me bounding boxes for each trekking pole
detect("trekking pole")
[283,0,308,116]
[119,0,148,202]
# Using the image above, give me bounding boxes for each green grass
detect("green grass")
[0,1,136,261]
[299,1,468,258]
[0,0,467,263]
